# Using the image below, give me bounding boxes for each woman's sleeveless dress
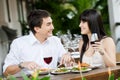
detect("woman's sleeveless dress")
[82,51,105,67]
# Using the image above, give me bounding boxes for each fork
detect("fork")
[57,64,63,68]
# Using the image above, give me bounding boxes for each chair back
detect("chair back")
[116,53,120,62]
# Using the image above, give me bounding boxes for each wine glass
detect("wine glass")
[43,56,52,75]
[44,57,52,65]
[90,33,99,44]
[90,33,99,67]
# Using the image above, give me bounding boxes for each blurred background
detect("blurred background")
[0,0,120,75]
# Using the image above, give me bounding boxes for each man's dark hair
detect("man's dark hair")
[27,9,50,34]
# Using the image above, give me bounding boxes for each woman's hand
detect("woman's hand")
[91,41,105,55]
[60,53,75,67]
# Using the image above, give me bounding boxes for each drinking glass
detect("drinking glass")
[44,57,52,65]
[43,56,52,75]
[90,33,99,44]
[90,33,99,67]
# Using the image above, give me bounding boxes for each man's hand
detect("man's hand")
[60,53,75,67]
[21,61,40,70]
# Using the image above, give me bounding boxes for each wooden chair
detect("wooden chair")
[116,53,120,62]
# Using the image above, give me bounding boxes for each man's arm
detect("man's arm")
[3,65,21,76]
[3,61,40,76]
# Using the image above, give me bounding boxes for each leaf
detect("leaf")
[8,75,17,80]
[108,73,114,80]
[82,77,86,80]
[21,73,30,80]
[118,77,120,80]
[0,78,3,80]
[32,71,39,80]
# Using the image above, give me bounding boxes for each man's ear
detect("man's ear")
[34,27,40,33]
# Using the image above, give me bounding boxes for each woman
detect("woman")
[79,9,116,67]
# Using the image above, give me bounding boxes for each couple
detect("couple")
[3,9,116,76]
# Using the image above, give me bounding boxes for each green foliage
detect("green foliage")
[82,77,86,80]
[5,73,50,80]
[19,0,111,36]
[108,73,114,80]
[40,76,50,80]
[19,21,29,35]
[30,0,110,36]
[8,75,17,80]
[94,0,111,36]
[1,73,120,80]
[0,78,2,80]
[21,73,30,80]
[118,77,120,80]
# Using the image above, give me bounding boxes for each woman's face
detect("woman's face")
[79,20,91,35]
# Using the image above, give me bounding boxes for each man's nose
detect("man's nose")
[51,24,54,29]
[79,23,81,28]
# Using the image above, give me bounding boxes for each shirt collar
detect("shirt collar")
[28,32,38,45]
[28,32,49,45]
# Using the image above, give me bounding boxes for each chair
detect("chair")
[116,53,120,65]
[116,53,120,62]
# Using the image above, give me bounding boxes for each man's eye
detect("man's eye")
[47,22,52,26]
[47,24,51,26]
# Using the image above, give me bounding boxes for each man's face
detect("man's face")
[35,17,54,39]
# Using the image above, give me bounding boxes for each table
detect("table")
[16,66,120,80]
[49,66,120,80]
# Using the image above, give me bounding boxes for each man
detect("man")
[3,9,74,76]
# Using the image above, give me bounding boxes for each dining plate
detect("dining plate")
[50,68,70,75]
[71,67,92,73]
[71,52,80,58]
[89,64,102,70]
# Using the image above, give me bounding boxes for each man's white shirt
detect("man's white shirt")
[3,32,66,75]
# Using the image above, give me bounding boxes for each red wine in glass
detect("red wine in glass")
[44,57,52,64]
[91,41,95,44]
[90,33,99,44]
[90,40,99,44]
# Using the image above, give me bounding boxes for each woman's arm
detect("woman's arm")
[93,37,116,67]
[101,37,116,67]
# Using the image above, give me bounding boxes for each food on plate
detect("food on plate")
[32,68,50,75]
[51,67,70,74]
[40,68,48,71]
[72,66,87,71]
[38,68,49,73]
[80,63,90,67]
[71,66,92,73]
[78,61,90,67]
[55,67,68,72]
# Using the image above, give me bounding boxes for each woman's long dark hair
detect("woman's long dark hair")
[79,9,106,63]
